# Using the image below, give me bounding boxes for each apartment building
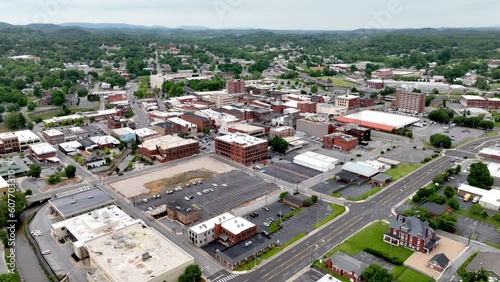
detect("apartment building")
[226,79,246,94]
[215,133,268,166]
[394,90,426,114]
[335,94,360,110]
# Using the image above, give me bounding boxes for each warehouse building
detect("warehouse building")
[336,110,419,132]
[48,188,115,219]
[293,151,337,172]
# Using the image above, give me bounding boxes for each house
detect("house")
[383,215,440,254]
[428,253,449,273]
[335,171,359,183]
[325,252,367,282]
[85,158,106,169]
[369,173,392,186]
[418,202,453,217]
[282,194,306,208]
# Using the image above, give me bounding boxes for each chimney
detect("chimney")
[425,228,428,238]
[401,216,405,224]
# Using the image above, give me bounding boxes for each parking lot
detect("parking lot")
[136,170,280,220]
[353,251,394,272]
[81,124,106,137]
[412,123,484,146]
[292,268,328,282]
[262,154,323,184]
[311,178,373,199]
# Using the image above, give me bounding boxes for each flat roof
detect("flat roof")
[134,128,160,138]
[43,129,64,137]
[461,95,486,100]
[221,216,256,235]
[112,127,135,136]
[216,233,275,266]
[228,123,264,133]
[189,213,235,235]
[336,94,360,100]
[0,176,8,189]
[29,142,56,155]
[216,133,267,147]
[139,135,198,151]
[457,184,489,197]
[488,162,500,178]
[466,252,500,277]
[337,110,419,131]
[342,162,380,178]
[195,109,239,122]
[149,111,185,118]
[84,222,194,282]
[49,188,115,218]
[51,205,138,243]
[168,117,196,128]
[479,147,500,157]
[58,141,81,152]
[14,130,41,143]
[90,135,120,145]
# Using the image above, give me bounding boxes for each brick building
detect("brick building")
[138,135,199,163]
[323,133,359,151]
[335,94,360,110]
[394,90,426,114]
[360,97,375,107]
[428,253,450,273]
[460,95,500,109]
[297,101,317,113]
[165,200,200,225]
[151,121,181,136]
[181,113,212,131]
[366,79,384,89]
[325,252,367,282]
[269,126,295,138]
[383,214,440,254]
[0,133,20,154]
[215,133,268,166]
[331,123,371,142]
[226,79,246,94]
[42,129,65,145]
[29,143,57,162]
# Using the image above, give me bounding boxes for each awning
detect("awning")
[46,157,60,163]
[219,233,229,241]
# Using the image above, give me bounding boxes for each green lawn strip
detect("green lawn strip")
[486,242,500,249]
[457,252,479,279]
[332,192,341,198]
[395,267,434,282]
[455,209,500,229]
[385,163,422,181]
[313,204,346,228]
[234,232,306,271]
[268,207,304,234]
[347,187,382,201]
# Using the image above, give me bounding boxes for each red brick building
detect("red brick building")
[335,94,360,111]
[106,93,127,103]
[366,79,384,89]
[360,98,375,107]
[226,79,246,94]
[218,217,257,245]
[181,113,212,131]
[43,129,65,145]
[395,90,426,114]
[0,133,20,154]
[297,101,317,113]
[323,133,359,151]
[383,215,440,254]
[215,133,268,166]
[331,123,371,142]
[165,200,200,225]
[29,143,57,162]
[460,95,500,109]
[325,252,367,282]
[138,135,199,163]
[428,253,449,273]
[372,68,393,79]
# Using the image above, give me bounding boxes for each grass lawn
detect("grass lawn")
[318,76,359,88]
[29,107,97,120]
[385,163,421,182]
[313,203,346,228]
[347,187,382,201]
[234,232,306,271]
[325,221,413,261]
[332,192,341,198]
[394,266,434,282]
[490,83,500,90]
[481,131,498,138]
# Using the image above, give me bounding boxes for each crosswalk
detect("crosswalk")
[213,273,239,282]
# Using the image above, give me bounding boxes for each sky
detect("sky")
[1,0,499,30]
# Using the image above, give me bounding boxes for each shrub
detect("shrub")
[364,248,403,265]
[492,214,500,222]
[303,199,314,207]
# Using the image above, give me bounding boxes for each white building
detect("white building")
[188,213,235,247]
[293,151,337,172]
[195,109,239,134]
[90,135,120,148]
[316,103,348,116]
[134,128,161,142]
[457,184,500,211]
[50,205,138,259]
[84,221,194,282]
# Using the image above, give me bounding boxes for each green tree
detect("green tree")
[467,163,494,189]
[448,198,459,210]
[64,165,77,178]
[469,203,485,216]
[4,112,25,130]
[268,136,289,154]
[178,265,202,282]
[203,128,210,135]
[311,195,318,203]
[47,174,61,185]
[279,191,289,200]
[0,192,27,227]
[27,164,42,178]
[435,213,457,231]
[51,89,66,106]
[361,264,393,282]
[311,85,318,93]
[77,88,88,97]
[25,189,33,196]
[444,185,455,199]
[463,268,489,282]
[429,134,452,149]
[27,122,34,130]
[33,85,42,98]
[27,101,37,111]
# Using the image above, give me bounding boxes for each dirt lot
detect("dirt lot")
[109,156,235,198]
[144,169,216,194]
[404,236,466,279]
[41,177,83,192]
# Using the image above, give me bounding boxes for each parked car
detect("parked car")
[196,192,202,196]
[184,196,190,201]
[41,250,51,255]
[472,196,480,203]
[263,207,269,211]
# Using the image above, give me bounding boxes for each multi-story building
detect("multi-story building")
[226,79,246,94]
[372,68,393,79]
[29,143,57,161]
[194,109,239,134]
[215,133,268,166]
[187,213,256,247]
[366,79,384,89]
[331,123,371,142]
[165,200,200,225]
[383,214,440,254]
[360,97,375,107]
[0,133,20,154]
[335,94,361,111]
[296,118,332,138]
[394,90,426,114]
[112,127,136,143]
[151,121,181,136]
[138,135,199,163]
[227,123,266,137]
[167,117,198,136]
[297,101,317,113]
[460,95,500,109]
[323,133,359,151]
[269,126,295,138]
[134,128,161,142]
[43,129,65,145]
[181,113,212,131]
[207,92,235,108]
[90,136,120,150]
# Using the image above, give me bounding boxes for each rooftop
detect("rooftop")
[461,95,486,100]
[14,130,41,143]
[49,188,115,218]
[215,133,267,147]
[148,111,185,118]
[189,212,235,235]
[0,176,8,189]
[195,109,239,122]
[84,222,194,282]
[220,216,256,235]
[466,252,500,277]
[134,128,160,138]
[29,142,56,155]
[168,117,196,128]
[58,141,81,152]
[228,123,264,133]
[139,135,198,151]
[43,129,64,137]
[342,162,380,178]
[216,233,275,266]
[112,127,136,136]
[337,110,420,131]
[329,252,368,277]
[336,94,360,100]
[90,135,120,146]
[51,205,138,243]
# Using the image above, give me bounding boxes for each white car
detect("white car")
[212,183,218,187]
[222,184,227,187]
[184,196,190,201]
[196,192,202,196]
[41,250,51,255]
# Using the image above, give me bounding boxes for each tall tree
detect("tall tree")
[361,264,393,282]
[467,163,494,189]
[27,164,42,178]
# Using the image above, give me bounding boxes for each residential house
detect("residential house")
[282,194,306,208]
[428,253,449,273]
[383,215,440,254]
[325,252,367,282]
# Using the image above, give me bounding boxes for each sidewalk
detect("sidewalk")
[0,244,8,274]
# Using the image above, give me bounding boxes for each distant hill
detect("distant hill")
[60,22,169,30]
